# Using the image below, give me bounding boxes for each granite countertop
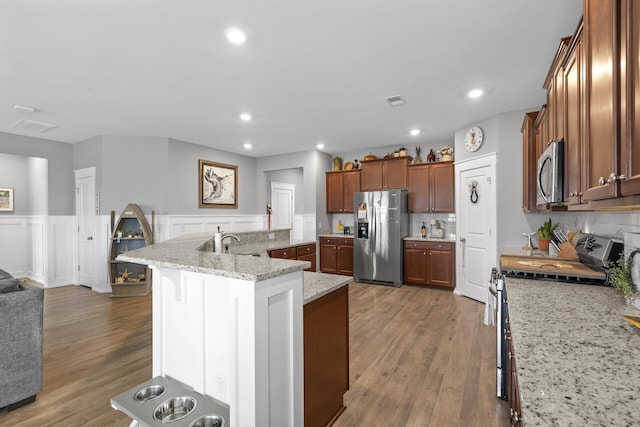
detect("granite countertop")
[303,271,351,304]
[404,235,456,242]
[506,278,640,426]
[117,233,314,282]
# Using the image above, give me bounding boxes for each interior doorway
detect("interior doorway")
[74,167,96,287]
[270,182,295,231]
[454,154,497,303]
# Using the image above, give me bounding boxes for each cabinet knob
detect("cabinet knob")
[608,173,627,183]
[598,176,606,186]
[510,409,522,424]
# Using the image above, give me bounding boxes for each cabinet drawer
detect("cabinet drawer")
[404,240,453,251]
[321,237,353,246]
[296,243,316,256]
[270,247,296,259]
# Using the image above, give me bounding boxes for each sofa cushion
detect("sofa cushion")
[0,277,22,294]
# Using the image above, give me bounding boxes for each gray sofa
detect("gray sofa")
[0,269,43,411]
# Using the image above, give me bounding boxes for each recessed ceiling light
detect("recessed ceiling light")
[468,89,483,99]
[225,27,247,45]
[243,143,252,149]
[410,129,420,136]
[239,113,252,121]
[316,143,325,150]
[13,104,35,113]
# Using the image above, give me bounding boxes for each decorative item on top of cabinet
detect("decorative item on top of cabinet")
[412,146,422,164]
[108,203,154,297]
[408,161,454,213]
[360,156,410,191]
[427,149,436,163]
[326,170,360,213]
[437,145,454,161]
[332,157,342,171]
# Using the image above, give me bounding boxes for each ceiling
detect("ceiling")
[1,0,583,158]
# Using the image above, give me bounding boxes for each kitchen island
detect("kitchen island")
[507,278,640,426]
[117,231,350,427]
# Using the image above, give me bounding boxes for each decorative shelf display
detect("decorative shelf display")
[108,203,154,297]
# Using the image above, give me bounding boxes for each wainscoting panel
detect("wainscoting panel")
[0,217,26,277]
[47,216,76,287]
[26,217,46,283]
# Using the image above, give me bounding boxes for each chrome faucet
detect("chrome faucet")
[221,233,241,243]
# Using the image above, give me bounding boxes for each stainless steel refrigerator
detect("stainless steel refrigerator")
[353,189,408,286]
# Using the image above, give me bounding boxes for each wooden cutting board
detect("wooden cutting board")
[624,316,640,330]
[500,255,606,280]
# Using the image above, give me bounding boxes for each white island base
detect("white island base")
[150,265,304,427]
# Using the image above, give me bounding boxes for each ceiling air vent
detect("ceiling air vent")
[10,119,57,133]
[385,95,406,107]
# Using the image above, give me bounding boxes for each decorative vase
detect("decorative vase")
[442,154,454,162]
[538,237,550,251]
[427,149,436,163]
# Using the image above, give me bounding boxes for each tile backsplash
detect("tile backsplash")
[330,213,456,238]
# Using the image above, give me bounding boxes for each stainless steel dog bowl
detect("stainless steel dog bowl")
[153,396,197,423]
[189,414,225,427]
[134,385,166,402]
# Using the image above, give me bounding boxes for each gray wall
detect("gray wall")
[0,153,28,215]
[256,150,332,233]
[27,156,47,215]
[266,168,304,214]
[0,132,73,215]
[168,138,258,215]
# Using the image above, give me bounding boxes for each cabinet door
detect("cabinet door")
[342,171,361,213]
[620,0,640,196]
[382,158,408,189]
[583,0,620,201]
[326,173,344,213]
[427,249,454,288]
[430,162,454,212]
[336,244,353,276]
[408,165,429,212]
[298,253,317,272]
[564,33,585,205]
[270,247,296,259]
[320,242,338,273]
[522,112,539,212]
[404,247,428,284]
[360,161,383,191]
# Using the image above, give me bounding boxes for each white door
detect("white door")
[271,182,294,230]
[75,167,96,287]
[454,154,497,302]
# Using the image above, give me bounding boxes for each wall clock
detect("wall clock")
[464,126,484,152]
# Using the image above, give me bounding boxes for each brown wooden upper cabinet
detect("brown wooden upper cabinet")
[582,0,621,202]
[360,157,410,191]
[619,0,640,197]
[407,162,454,213]
[563,22,586,206]
[326,170,360,213]
[521,111,539,212]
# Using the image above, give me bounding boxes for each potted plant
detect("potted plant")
[537,217,557,251]
[609,252,638,303]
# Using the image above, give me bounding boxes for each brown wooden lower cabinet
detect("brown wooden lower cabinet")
[403,240,455,288]
[320,237,354,276]
[304,285,349,427]
[269,243,316,272]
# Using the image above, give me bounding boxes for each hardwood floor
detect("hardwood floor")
[0,282,509,427]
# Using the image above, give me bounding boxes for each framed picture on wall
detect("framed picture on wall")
[0,188,14,212]
[199,160,238,208]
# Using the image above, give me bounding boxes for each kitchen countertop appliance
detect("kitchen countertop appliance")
[353,189,408,286]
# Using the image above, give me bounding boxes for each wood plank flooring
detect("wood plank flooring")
[0,282,509,427]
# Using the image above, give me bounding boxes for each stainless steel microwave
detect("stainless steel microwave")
[537,139,564,205]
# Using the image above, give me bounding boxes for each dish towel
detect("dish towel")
[483,285,495,326]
